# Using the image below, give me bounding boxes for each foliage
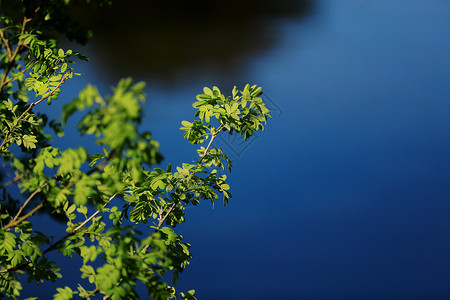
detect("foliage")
[0,1,271,299]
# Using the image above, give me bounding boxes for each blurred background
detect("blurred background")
[24,0,450,299]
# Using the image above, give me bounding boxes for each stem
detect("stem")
[0,259,30,274]
[1,201,45,231]
[43,194,116,255]
[0,194,117,273]
[0,29,12,59]
[81,287,100,300]
[0,73,69,152]
[155,202,176,230]
[200,132,218,162]
[0,135,9,152]
[2,66,29,87]
[12,185,45,222]
[2,173,25,188]
[156,130,221,230]
[141,131,221,254]
[16,73,69,123]
[0,17,30,94]
[1,149,113,231]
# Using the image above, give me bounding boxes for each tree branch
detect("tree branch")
[0,136,8,152]
[15,73,70,124]
[1,66,30,87]
[141,131,221,254]
[156,130,220,230]
[81,287,100,300]
[0,194,117,274]
[12,184,45,222]
[43,193,117,255]
[2,173,24,188]
[128,131,223,258]
[0,73,69,152]
[0,17,30,93]
[0,29,13,59]
[1,200,45,231]
[1,148,114,231]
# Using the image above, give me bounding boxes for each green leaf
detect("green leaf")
[181,120,191,127]
[67,204,76,214]
[203,87,213,96]
[195,94,211,102]
[53,286,74,300]
[77,206,88,216]
[24,36,33,45]
[21,134,38,149]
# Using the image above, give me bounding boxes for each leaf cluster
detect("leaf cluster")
[0,1,271,299]
[180,84,271,144]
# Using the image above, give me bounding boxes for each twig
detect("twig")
[1,66,30,87]
[0,136,8,152]
[2,173,24,187]
[0,29,12,59]
[157,130,220,230]
[12,184,45,222]
[141,130,222,254]
[43,193,117,255]
[0,17,29,93]
[81,287,100,300]
[0,73,69,151]
[0,259,30,274]
[0,193,118,273]
[2,148,114,230]
[1,201,45,231]
[15,73,69,124]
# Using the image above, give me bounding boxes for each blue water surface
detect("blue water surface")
[20,0,450,299]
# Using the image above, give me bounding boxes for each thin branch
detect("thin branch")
[12,184,45,222]
[0,73,69,152]
[0,259,30,274]
[156,130,221,231]
[2,66,30,87]
[0,26,15,32]
[0,29,13,59]
[43,193,117,255]
[0,194,118,274]
[2,181,47,231]
[0,137,8,152]
[0,17,29,93]
[2,173,24,188]
[15,73,69,124]
[2,148,114,230]
[156,202,176,230]
[141,131,221,253]
[200,132,218,162]
[1,201,45,231]
[81,287,100,300]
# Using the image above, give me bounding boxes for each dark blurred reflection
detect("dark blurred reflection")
[71,0,314,85]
